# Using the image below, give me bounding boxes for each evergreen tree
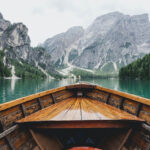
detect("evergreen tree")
[119,54,150,79]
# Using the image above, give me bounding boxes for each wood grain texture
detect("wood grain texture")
[95,85,150,106]
[17,97,143,123]
[0,86,66,111]
[17,120,143,129]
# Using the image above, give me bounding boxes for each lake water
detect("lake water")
[0,78,150,104]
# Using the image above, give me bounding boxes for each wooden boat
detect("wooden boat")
[0,83,150,150]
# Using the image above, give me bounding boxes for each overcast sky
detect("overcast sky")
[0,0,150,46]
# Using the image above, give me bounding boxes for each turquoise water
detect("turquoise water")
[0,78,150,104]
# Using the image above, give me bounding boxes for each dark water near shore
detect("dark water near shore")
[0,78,150,104]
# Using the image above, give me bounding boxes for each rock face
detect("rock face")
[43,26,84,66]
[0,13,56,77]
[43,12,150,72]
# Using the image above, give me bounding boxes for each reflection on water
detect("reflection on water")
[0,78,150,104]
[11,79,18,92]
[118,79,150,98]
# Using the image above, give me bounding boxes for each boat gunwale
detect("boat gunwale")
[0,83,150,112]
[95,85,150,106]
[0,86,66,111]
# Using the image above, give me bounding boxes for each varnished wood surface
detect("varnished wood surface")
[95,85,150,106]
[1,83,150,112]
[17,97,143,123]
[0,86,66,111]
[18,120,143,129]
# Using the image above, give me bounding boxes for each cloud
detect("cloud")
[0,0,150,46]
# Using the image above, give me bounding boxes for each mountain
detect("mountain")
[43,12,150,73]
[0,13,60,78]
[43,26,84,67]
[119,53,150,79]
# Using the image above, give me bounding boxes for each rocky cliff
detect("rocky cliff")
[0,13,58,78]
[43,26,84,67]
[43,12,150,73]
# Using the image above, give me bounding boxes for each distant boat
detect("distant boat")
[0,83,149,150]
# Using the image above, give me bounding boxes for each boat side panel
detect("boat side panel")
[0,128,38,150]
[139,104,150,123]
[0,138,10,150]
[91,87,150,124]
[107,94,122,108]
[0,86,66,111]
[95,85,150,106]
[0,89,73,130]
[22,99,41,116]
[0,106,23,130]
[124,127,150,150]
[123,99,140,115]
[39,95,53,108]
[52,90,75,103]
[86,89,108,103]
[0,88,74,150]
[86,90,140,115]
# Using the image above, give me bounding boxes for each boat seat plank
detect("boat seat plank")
[81,98,106,120]
[45,98,76,120]
[86,99,141,120]
[17,97,143,124]
[61,97,81,120]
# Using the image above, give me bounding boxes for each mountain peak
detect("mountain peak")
[66,26,84,35]
[95,11,124,21]
[43,12,150,72]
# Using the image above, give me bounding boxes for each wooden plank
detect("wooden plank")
[109,95,121,108]
[17,99,76,122]
[123,100,137,115]
[102,129,132,150]
[17,98,143,123]
[95,85,150,106]
[81,98,105,120]
[66,83,95,89]
[51,98,76,120]
[142,123,150,132]
[30,129,62,150]
[0,125,18,139]
[30,130,43,150]
[0,109,22,130]
[0,138,10,150]
[85,99,142,120]
[61,98,81,120]
[12,130,32,150]
[5,136,15,150]
[0,82,150,114]
[23,101,40,116]
[41,99,52,108]
[18,120,142,129]
[0,86,66,111]
[43,98,76,121]
[86,90,107,102]
[117,129,132,150]
[85,99,117,119]
[55,92,74,102]
[132,131,150,150]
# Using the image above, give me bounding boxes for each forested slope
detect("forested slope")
[119,54,150,79]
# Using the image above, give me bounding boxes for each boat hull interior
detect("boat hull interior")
[0,83,150,150]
